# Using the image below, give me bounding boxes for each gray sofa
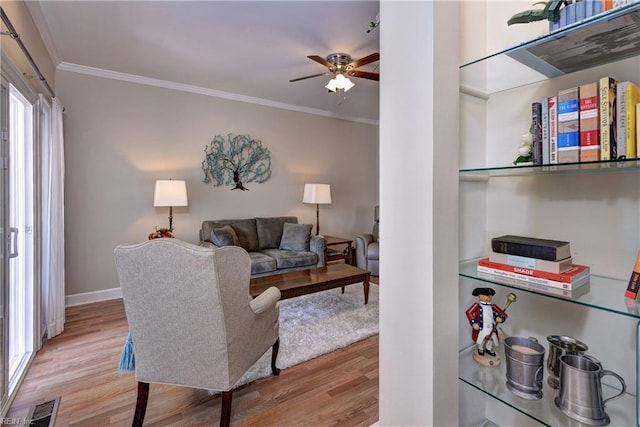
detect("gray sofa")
[199,216,327,277]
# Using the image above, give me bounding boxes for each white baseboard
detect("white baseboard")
[65,287,122,307]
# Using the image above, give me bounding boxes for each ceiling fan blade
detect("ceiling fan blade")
[307,55,333,68]
[348,52,380,69]
[348,70,379,81]
[289,72,329,83]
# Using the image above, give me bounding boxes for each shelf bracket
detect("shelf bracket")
[459,84,489,100]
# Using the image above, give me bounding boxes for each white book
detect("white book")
[548,96,558,164]
[489,251,573,274]
[477,272,590,300]
[477,265,589,290]
[617,81,629,159]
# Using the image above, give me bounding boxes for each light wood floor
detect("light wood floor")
[6,292,379,426]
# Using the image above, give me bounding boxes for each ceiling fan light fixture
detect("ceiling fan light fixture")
[325,73,355,92]
[325,77,338,92]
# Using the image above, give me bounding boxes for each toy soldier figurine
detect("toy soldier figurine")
[466,287,508,367]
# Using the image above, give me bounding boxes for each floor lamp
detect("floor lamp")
[303,183,332,236]
[154,180,188,231]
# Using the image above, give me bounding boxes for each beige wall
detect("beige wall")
[55,70,378,297]
[1,1,55,100]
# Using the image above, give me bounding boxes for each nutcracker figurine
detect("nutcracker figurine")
[465,288,517,367]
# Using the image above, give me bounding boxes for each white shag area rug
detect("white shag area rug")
[236,282,379,387]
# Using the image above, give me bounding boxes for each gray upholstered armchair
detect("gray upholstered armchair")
[354,205,379,276]
[114,239,281,427]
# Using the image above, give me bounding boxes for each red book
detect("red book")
[579,82,599,146]
[478,257,590,284]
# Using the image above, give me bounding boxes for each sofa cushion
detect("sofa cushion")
[201,219,259,252]
[211,225,240,247]
[248,251,277,275]
[279,223,312,251]
[229,219,260,252]
[256,216,298,249]
[261,249,318,270]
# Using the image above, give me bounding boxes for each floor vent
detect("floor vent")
[26,397,60,427]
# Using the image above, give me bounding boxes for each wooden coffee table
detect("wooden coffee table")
[250,263,371,304]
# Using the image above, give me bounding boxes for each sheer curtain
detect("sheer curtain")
[41,96,65,338]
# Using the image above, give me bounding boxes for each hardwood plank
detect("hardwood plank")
[6,298,379,426]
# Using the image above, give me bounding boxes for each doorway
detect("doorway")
[7,83,35,388]
[0,75,36,413]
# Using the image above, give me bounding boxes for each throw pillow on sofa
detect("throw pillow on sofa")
[279,223,313,251]
[211,225,240,247]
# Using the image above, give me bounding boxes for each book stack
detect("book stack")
[527,75,640,166]
[477,235,590,291]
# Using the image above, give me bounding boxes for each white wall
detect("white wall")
[379,1,459,425]
[56,70,378,297]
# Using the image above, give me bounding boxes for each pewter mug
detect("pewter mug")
[504,336,545,400]
[546,335,588,389]
[555,354,626,426]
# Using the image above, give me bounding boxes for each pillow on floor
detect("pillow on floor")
[211,225,240,247]
[279,223,313,251]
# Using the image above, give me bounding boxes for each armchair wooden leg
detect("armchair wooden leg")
[132,382,149,427]
[271,338,281,376]
[220,390,232,427]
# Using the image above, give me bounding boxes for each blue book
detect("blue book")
[558,87,580,162]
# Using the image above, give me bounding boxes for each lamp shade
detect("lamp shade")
[303,184,332,204]
[154,180,188,207]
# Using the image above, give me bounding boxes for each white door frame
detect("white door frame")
[0,51,40,417]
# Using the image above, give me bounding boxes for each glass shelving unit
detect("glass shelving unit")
[458,2,640,425]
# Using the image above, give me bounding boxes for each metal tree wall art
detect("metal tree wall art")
[202,133,272,191]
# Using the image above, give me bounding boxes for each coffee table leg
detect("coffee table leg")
[363,274,370,304]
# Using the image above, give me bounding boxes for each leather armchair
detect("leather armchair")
[114,239,281,427]
[355,206,379,276]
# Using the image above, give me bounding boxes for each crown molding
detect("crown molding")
[57,62,379,126]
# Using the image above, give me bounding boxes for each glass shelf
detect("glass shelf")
[459,258,640,320]
[458,345,636,427]
[459,159,640,178]
[460,2,640,96]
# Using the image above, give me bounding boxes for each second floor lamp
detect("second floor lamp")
[303,183,332,236]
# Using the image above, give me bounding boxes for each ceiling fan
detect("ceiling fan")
[289,52,379,91]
